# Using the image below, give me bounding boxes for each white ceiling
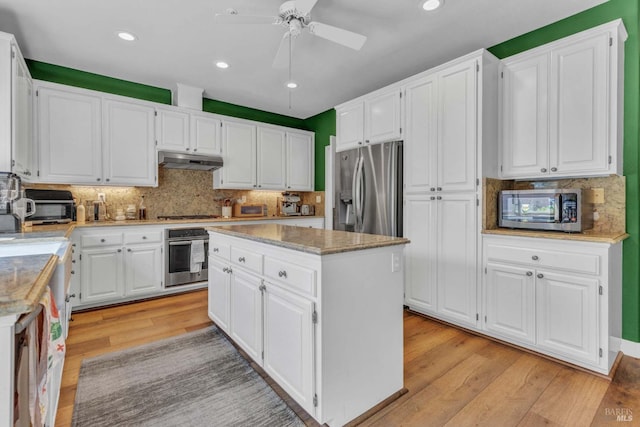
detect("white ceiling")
[0,0,606,119]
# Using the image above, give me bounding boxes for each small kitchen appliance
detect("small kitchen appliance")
[24,189,75,224]
[0,172,23,232]
[279,192,301,216]
[233,204,267,217]
[499,188,593,232]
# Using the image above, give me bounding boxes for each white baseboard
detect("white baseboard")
[621,339,640,358]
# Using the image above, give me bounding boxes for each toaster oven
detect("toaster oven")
[24,189,75,224]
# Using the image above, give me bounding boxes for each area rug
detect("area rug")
[72,326,304,427]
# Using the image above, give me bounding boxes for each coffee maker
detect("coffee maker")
[279,192,301,216]
[0,172,24,232]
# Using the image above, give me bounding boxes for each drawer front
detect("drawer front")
[81,233,123,248]
[264,256,316,297]
[486,243,600,276]
[210,242,231,260]
[124,230,163,245]
[231,246,262,273]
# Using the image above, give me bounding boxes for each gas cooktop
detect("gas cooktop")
[157,215,221,220]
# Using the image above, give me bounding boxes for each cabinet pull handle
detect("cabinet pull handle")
[540,168,547,173]
[537,273,544,279]
[72,259,76,263]
[213,248,219,253]
[532,255,539,261]
[259,284,266,292]
[278,270,288,278]
[551,167,557,172]
[238,256,246,263]
[65,293,76,302]
[526,271,533,276]
[227,267,233,274]
[222,267,228,273]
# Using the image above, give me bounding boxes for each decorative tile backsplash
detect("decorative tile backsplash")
[26,168,325,219]
[483,175,626,234]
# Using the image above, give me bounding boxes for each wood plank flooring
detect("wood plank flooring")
[55,290,640,427]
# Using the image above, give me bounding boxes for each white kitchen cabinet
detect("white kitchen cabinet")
[500,19,626,179]
[36,81,158,186]
[156,106,222,155]
[216,121,314,191]
[483,234,622,374]
[124,243,162,296]
[80,246,124,304]
[11,44,33,180]
[230,268,263,361]
[335,88,402,153]
[263,280,315,415]
[37,85,102,184]
[208,257,231,334]
[103,99,156,186]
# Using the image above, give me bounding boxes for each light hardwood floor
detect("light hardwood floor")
[55,290,640,427]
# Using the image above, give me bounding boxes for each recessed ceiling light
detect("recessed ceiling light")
[215,61,229,69]
[117,31,137,41]
[422,0,443,11]
[286,82,298,89]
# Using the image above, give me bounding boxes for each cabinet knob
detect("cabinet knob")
[238,256,246,263]
[127,248,132,252]
[258,185,262,188]
[278,270,288,278]
[551,167,557,172]
[213,248,219,253]
[365,140,370,144]
[193,148,197,152]
[540,168,547,173]
[358,141,363,145]
[106,178,110,182]
[537,273,544,279]
[72,259,76,263]
[65,293,76,302]
[96,178,101,182]
[117,249,122,253]
[526,271,533,276]
[259,284,266,292]
[430,188,435,192]
[186,148,190,151]
[437,187,442,191]
[253,185,257,188]
[430,196,435,200]
[437,196,442,200]
[532,255,539,261]
[70,270,75,275]
[101,239,106,243]
[227,267,233,274]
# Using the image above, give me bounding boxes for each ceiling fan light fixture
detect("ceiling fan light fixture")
[286,81,298,89]
[117,31,137,41]
[422,0,443,11]
[215,61,229,69]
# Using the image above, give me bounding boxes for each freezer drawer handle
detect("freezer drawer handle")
[278,270,288,278]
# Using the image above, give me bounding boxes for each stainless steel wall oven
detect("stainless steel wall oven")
[165,228,209,287]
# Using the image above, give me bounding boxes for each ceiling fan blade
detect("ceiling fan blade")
[273,32,293,69]
[296,0,319,15]
[308,22,367,50]
[214,12,279,25]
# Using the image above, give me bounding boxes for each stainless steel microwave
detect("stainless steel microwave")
[24,189,75,224]
[498,189,592,232]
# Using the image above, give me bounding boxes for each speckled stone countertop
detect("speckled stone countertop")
[483,228,629,244]
[207,224,410,255]
[0,254,58,317]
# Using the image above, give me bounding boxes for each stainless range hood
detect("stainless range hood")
[158,151,223,171]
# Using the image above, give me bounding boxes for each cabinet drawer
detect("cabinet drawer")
[124,230,163,244]
[81,233,123,248]
[231,246,262,273]
[264,257,316,297]
[486,243,600,276]
[210,242,231,260]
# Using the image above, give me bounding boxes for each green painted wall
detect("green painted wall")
[304,108,336,191]
[489,0,640,342]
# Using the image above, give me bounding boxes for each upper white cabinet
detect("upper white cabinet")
[36,81,158,186]
[335,88,402,152]
[500,19,627,179]
[216,121,314,191]
[155,106,222,155]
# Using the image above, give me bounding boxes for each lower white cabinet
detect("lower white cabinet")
[80,244,124,304]
[124,243,162,296]
[230,268,263,362]
[482,234,622,374]
[208,258,231,332]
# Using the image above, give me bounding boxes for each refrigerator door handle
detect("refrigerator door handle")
[354,153,365,232]
[389,142,397,236]
[352,151,362,231]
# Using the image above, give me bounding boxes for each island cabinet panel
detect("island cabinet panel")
[208,258,231,333]
[207,226,406,426]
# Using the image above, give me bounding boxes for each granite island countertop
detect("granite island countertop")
[482,228,629,244]
[207,223,410,255]
[0,254,58,317]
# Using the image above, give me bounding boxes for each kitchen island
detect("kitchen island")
[206,224,409,426]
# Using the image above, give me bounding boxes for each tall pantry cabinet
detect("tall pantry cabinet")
[403,50,499,329]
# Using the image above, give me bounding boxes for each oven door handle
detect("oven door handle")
[168,241,194,246]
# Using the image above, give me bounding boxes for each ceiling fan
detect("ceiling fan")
[215,0,367,69]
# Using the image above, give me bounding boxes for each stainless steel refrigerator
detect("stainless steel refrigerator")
[333,141,403,237]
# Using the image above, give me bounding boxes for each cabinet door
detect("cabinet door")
[286,132,314,191]
[404,75,437,193]
[436,193,477,327]
[256,126,286,189]
[437,59,477,192]
[124,244,162,296]
[80,247,124,304]
[365,90,401,145]
[403,194,437,313]
[501,53,549,178]
[485,263,535,344]
[336,102,364,152]
[103,99,156,186]
[155,107,190,152]
[191,113,221,155]
[11,47,33,179]
[230,269,263,363]
[263,283,315,415]
[38,86,102,184]
[220,121,257,189]
[536,270,599,365]
[549,32,609,175]
[208,257,231,333]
